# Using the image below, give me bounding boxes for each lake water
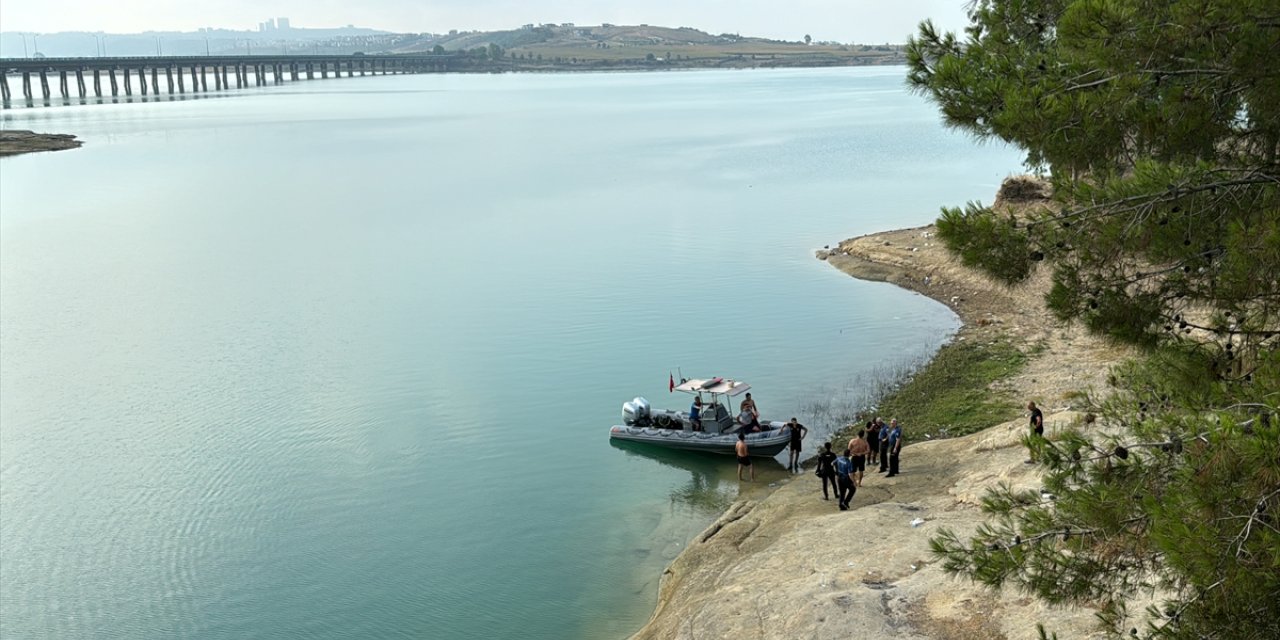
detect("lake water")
[0,67,1022,638]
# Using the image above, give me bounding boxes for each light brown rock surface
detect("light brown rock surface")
[631,185,1137,639]
[632,412,1106,640]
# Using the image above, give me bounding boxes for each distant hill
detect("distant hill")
[391,24,905,68]
[398,24,756,52]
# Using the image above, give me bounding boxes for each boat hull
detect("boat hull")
[608,424,792,457]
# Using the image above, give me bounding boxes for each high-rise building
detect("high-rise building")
[277,17,291,31]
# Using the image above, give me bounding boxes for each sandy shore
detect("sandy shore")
[629,188,1134,639]
[0,130,83,157]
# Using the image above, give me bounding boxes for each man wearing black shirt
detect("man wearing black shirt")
[786,417,808,472]
[1026,400,1045,463]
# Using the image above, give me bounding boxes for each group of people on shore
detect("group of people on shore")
[813,418,903,510]
[730,399,1047,512]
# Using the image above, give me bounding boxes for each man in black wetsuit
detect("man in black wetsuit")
[865,420,880,467]
[815,443,838,500]
[786,417,808,472]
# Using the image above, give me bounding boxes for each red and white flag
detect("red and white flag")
[669,373,675,393]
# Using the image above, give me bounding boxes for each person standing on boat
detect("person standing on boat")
[834,449,856,510]
[847,429,871,487]
[885,419,904,477]
[735,432,755,481]
[815,443,838,500]
[740,393,760,430]
[786,417,808,472]
[690,396,703,431]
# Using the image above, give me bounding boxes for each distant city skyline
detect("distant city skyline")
[0,1,972,44]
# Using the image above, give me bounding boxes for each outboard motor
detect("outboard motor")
[622,397,651,426]
[634,396,651,420]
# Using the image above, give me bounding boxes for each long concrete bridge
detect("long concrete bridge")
[0,54,458,107]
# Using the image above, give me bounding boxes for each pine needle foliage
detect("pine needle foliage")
[907,1,1280,637]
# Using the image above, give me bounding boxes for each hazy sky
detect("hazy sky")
[0,0,972,43]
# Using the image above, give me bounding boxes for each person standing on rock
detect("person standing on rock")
[815,442,838,500]
[885,419,903,477]
[735,432,755,481]
[786,417,808,472]
[835,448,856,510]
[1026,400,1045,463]
[847,429,871,487]
[878,417,891,474]
[865,419,880,467]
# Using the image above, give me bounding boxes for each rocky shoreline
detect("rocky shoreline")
[629,186,1134,639]
[0,130,83,157]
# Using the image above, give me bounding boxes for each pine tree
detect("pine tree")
[905,1,1280,637]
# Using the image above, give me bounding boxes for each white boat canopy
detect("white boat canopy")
[674,378,751,397]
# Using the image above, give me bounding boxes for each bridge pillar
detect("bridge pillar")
[39,70,51,100]
[76,68,86,97]
[177,66,185,92]
[123,67,132,95]
[320,62,327,79]
[347,61,354,77]
[274,64,282,83]
[306,63,313,80]
[214,66,222,90]
[220,65,229,90]
[138,68,147,95]
[21,72,31,101]
[109,68,119,96]
[94,69,102,96]
[1,74,10,104]
[166,66,174,94]
[291,63,299,81]
[151,67,160,94]
[235,65,243,88]
[59,70,69,98]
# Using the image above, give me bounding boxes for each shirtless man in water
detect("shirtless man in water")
[736,432,755,481]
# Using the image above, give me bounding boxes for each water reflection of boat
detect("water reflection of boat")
[608,377,793,456]
[610,438,786,475]
[610,439,786,513]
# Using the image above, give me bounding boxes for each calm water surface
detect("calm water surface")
[0,68,1021,638]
